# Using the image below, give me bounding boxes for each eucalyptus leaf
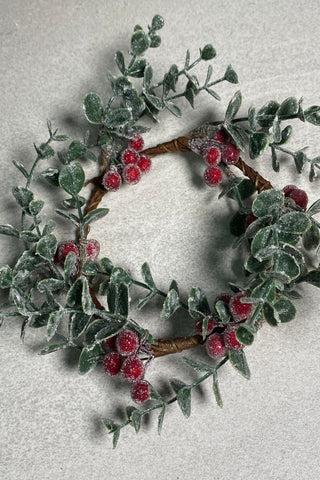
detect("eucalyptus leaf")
[59,163,85,197]
[160,289,181,319]
[0,224,19,237]
[249,132,269,159]
[36,234,57,260]
[131,29,149,55]
[277,212,310,234]
[228,349,250,379]
[252,190,284,218]
[83,93,103,124]
[188,286,210,319]
[78,344,101,374]
[225,91,242,122]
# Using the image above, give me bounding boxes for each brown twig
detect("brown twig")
[150,335,204,358]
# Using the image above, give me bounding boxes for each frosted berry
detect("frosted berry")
[245,213,258,228]
[131,380,151,404]
[137,155,152,173]
[103,352,123,376]
[86,239,100,260]
[221,143,240,165]
[104,335,117,352]
[116,329,139,356]
[122,164,141,185]
[195,317,216,336]
[55,241,79,265]
[213,129,229,144]
[215,293,231,304]
[206,333,227,358]
[203,146,221,166]
[288,189,308,211]
[203,166,223,187]
[102,169,122,192]
[121,148,139,165]
[224,325,244,351]
[128,135,144,152]
[121,356,145,383]
[283,184,298,197]
[229,292,253,321]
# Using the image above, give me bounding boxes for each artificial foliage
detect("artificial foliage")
[1,15,320,447]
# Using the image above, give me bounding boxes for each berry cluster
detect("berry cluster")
[195,291,253,359]
[102,135,152,192]
[201,129,240,187]
[103,329,151,404]
[54,239,100,270]
[283,184,308,211]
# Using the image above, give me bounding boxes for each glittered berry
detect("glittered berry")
[116,329,139,356]
[131,380,151,404]
[86,239,100,260]
[213,129,229,144]
[104,335,117,352]
[102,169,122,192]
[121,148,139,165]
[288,188,308,211]
[229,292,253,321]
[203,166,223,187]
[103,352,123,376]
[206,333,227,358]
[283,184,298,197]
[128,135,144,152]
[122,164,141,185]
[224,325,244,351]
[195,317,216,336]
[222,143,240,165]
[245,213,258,228]
[137,155,152,173]
[215,293,231,304]
[55,241,79,265]
[121,356,145,383]
[203,146,221,166]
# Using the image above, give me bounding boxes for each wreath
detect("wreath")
[1,15,320,447]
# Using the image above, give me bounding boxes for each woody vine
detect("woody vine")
[1,15,320,447]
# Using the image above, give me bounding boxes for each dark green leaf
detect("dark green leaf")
[141,262,156,289]
[307,199,320,217]
[212,371,223,407]
[224,64,238,84]
[39,342,69,355]
[66,140,87,163]
[137,290,156,310]
[225,91,242,122]
[271,146,280,172]
[249,132,269,159]
[12,186,34,208]
[229,211,247,237]
[0,266,12,288]
[228,349,250,379]
[151,14,164,30]
[236,325,255,346]
[278,97,298,116]
[19,230,40,242]
[82,260,98,276]
[83,92,103,124]
[29,199,44,216]
[13,160,29,178]
[256,100,280,128]
[183,356,215,374]
[108,283,129,316]
[294,151,307,173]
[188,286,210,319]
[78,344,101,374]
[37,143,55,159]
[83,208,109,227]
[304,105,320,125]
[59,163,85,196]
[144,93,164,111]
[56,209,79,226]
[251,278,276,303]
[62,196,86,209]
[82,277,95,315]
[66,277,83,308]
[115,51,125,74]
[150,34,161,48]
[131,30,149,55]
[274,297,296,323]
[113,76,132,95]
[158,405,166,434]
[38,278,65,293]
[252,190,284,218]
[160,288,181,319]
[300,269,320,287]
[14,250,43,272]
[100,257,113,275]
[47,310,64,340]
[279,125,293,144]
[273,251,300,281]
[277,211,310,234]
[36,234,57,260]
[224,124,246,150]
[164,100,182,117]
[127,58,147,77]
[170,379,191,417]
[184,87,195,108]
[104,108,132,128]
[40,167,59,186]
[263,302,280,326]
[303,223,320,250]
[0,224,19,237]
[229,179,255,200]
[205,88,221,101]
[201,44,216,60]
[245,255,272,273]
[215,301,230,323]
[70,312,91,340]
[110,267,132,286]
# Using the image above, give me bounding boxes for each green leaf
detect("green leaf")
[137,290,156,310]
[12,186,34,208]
[151,14,164,30]
[252,190,284,218]
[205,88,221,101]
[0,266,12,288]
[170,379,191,417]
[160,288,181,319]
[256,100,280,127]
[277,211,310,234]
[28,199,44,216]
[127,407,143,433]
[38,278,65,293]
[56,209,79,226]
[150,34,161,48]
[83,208,109,227]
[249,132,269,159]
[300,269,320,287]
[113,76,132,95]
[164,100,182,117]
[224,64,238,84]
[229,211,247,237]
[307,199,320,217]
[107,283,129,316]
[188,286,210,319]
[274,297,296,323]
[304,105,320,125]
[13,160,29,178]
[82,260,98,276]
[66,141,87,163]
[19,230,40,243]
[70,312,91,340]
[303,223,320,250]
[40,167,59,186]
[144,93,164,111]
[251,226,278,261]
[85,316,126,346]
[263,302,280,326]
[224,124,246,151]
[183,356,215,374]
[212,371,223,407]
[215,301,230,324]
[141,262,156,289]
[201,44,216,60]
[14,250,43,272]
[294,150,307,173]
[127,58,147,77]
[36,234,57,260]
[229,178,255,201]
[228,349,250,379]
[104,108,132,128]
[83,93,103,124]
[273,251,300,281]
[245,255,272,274]
[279,125,293,144]
[184,87,195,107]
[36,143,55,159]
[66,277,83,308]
[47,310,64,341]
[78,344,101,374]
[63,251,77,281]
[100,257,113,275]
[115,51,125,74]
[39,342,69,355]
[236,325,255,346]
[59,163,85,197]
[0,224,19,237]
[158,405,166,434]
[110,267,132,286]
[131,30,149,55]
[225,91,242,122]
[143,64,153,88]
[278,97,298,116]
[82,277,95,315]
[251,279,276,303]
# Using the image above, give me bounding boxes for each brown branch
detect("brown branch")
[150,335,204,358]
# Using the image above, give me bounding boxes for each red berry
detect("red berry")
[288,188,308,211]
[131,380,151,404]
[224,325,244,351]
[221,143,240,165]
[56,241,79,264]
[104,335,117,352]
[103,352,123,376]
[121,148,139,165]
[86,239,100,260]
[203,166,223,187]
[283,184,298,197]
[195,317,216,336]
[102,170,122,192]
[137,155,152,173]
[205,333,227,358]
[213,129,229,144]
[128,135,144,152]
[122,164,141,185]
[121,356,145,383]
[229,292,253,321]
[215,293,231,304]
[116,329,139,356]
[245,213,258,228]
[203,146,221,166]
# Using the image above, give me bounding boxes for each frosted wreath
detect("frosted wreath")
[0,15,320,447]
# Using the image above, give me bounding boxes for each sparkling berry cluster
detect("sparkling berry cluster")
[283,184,308,211]
[201,129,240,187]
[54,239,100,270]
[195,291,253,359]
[102,135,152,192]
[103,329,151,404]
